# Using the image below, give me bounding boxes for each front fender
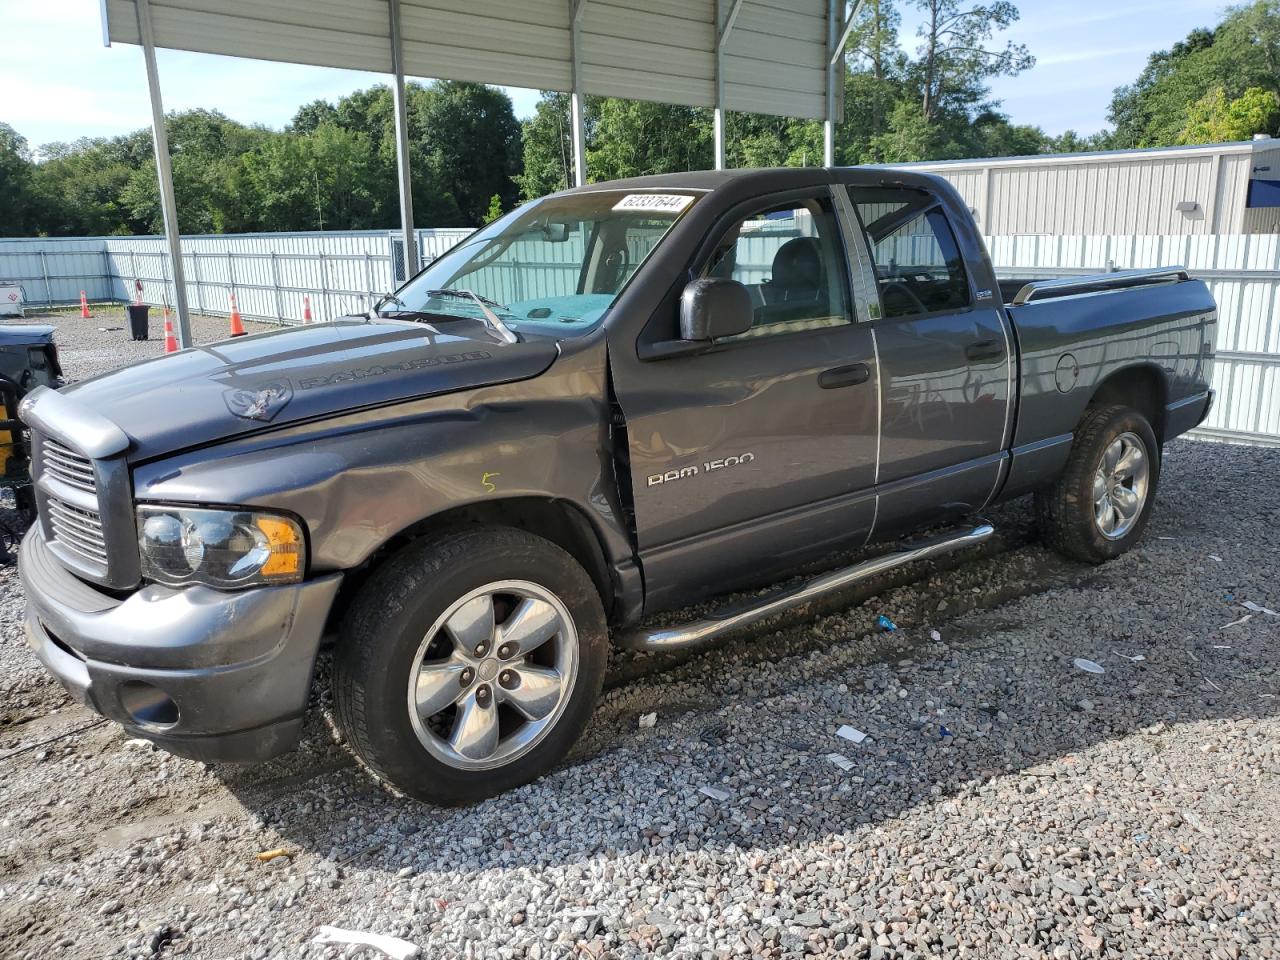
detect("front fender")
[131,344,633,575]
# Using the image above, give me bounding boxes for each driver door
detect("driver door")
[610,189,881,613]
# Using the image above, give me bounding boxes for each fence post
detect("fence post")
[160,247,171,308]
[318,251,328,320]
[270,251,283,323]
[39,251,52,305]
[364,251,374,311]
[227,248,236,314]
[130,251,139,302]
[102,249,113,302]
[192,252,204,314]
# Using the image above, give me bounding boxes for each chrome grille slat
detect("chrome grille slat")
[37,434,111,570]
[48,502,105,533]
[42,439,97,492]
[48,524,108,560]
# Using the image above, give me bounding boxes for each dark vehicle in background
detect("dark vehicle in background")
[0,324,62,522]
[18,169,1215,803]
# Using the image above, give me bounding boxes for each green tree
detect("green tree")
[1108,2,1280,148]
[517,92,576,200]
[911,0,1033,122]
[589,99,712,180]
[414,81,522,225]
[0,124,36,234]
[1179,86,1280,143]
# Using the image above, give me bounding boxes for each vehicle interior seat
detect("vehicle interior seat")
[756,237,828,326]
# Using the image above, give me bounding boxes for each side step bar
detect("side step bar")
[616,521,995,653]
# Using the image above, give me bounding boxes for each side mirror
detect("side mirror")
[541,222,570,242]
[679,278,753,342]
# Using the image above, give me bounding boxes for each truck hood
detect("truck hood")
[55,317,559,462]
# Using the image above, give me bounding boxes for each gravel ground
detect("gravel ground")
[0,311,1277,960]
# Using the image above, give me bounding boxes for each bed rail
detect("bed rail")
[1010,267,1191,306]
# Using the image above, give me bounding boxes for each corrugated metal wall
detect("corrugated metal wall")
[903,141,1280,236]
[1,229,1276,444]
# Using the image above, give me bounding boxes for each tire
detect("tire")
[332,527,607,804]
[1035,403,1161,564]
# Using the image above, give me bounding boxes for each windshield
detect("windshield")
[380,191,699,338]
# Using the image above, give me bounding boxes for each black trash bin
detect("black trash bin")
[127,304,150,341]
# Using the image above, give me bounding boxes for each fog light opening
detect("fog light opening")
[119,681,180,729]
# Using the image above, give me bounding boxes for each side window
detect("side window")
[702,198,852,340]
[853,195,972,320]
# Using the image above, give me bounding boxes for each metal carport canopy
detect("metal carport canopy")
[100,0,850,345]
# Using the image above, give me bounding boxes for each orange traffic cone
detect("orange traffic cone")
[162,310,178,354]
[79,291,91,319]
[229,293,246,337]
[302,295,313,324]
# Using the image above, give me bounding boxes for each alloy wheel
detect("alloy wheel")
[405,580,578,771]
[1092,431,1150,540]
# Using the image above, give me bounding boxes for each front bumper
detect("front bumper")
[19,527,342,763]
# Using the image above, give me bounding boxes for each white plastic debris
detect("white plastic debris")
[929,629,942,643]
[1114,653,1146,662]
[311,926,421,960]
[836,725,867,745]
[826,753,855,772]
[1220,614,1252,630]
[638,712,657,729]
[1242,600,1279,617]
[699,785,731,802]
[1072,658,1106,674]
[1208,554,1224,562]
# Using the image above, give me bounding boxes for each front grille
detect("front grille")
[25,399,139,589]
[41,438,96,492]
[46,497,109,565]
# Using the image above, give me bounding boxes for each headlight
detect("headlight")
[137,506,305,588]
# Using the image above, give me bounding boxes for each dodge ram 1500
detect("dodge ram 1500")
[19,168,1216,802]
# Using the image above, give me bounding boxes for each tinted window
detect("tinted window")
[702,198,852,339]
[854,197,972,319]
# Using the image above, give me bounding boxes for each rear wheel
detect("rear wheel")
[333,527,607,804]
[1035,404,1160,564]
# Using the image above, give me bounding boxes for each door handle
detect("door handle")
[818,362,871,389]
[965,339,1005,362]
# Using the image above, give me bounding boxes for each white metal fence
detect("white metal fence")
[987,234,1280,446]
[0,229,473,324]
[0,230,1276,444]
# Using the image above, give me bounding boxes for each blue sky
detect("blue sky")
[3,0,1224,152]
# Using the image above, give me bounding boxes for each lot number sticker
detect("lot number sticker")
[612,193,694,214]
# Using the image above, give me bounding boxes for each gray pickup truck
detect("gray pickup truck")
[19,169,1215,803]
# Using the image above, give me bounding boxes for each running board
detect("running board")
[616,521,995,653]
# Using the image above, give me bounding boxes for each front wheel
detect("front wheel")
[1035,404,1160,564]
[333,528,607,804]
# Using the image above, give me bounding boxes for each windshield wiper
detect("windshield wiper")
[426,289,519,344]
[370,291,409,318]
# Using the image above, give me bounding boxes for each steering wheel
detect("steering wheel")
[601,245,630,289]
[880,280,927,317]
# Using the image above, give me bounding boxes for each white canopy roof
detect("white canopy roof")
[102,0,842,121]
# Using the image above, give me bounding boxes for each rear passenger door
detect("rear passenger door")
[844,186,1013,534]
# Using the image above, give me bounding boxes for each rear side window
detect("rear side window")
[853,194,972,320]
